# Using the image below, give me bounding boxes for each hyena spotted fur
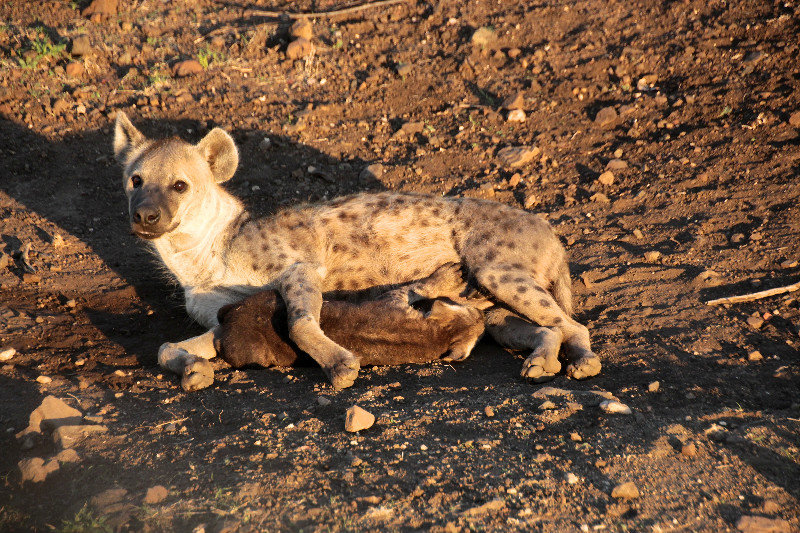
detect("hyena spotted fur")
[113,112,601,389]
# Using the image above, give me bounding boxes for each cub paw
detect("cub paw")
[326,350,360,390]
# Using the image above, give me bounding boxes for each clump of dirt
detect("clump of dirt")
[1,0,799,531]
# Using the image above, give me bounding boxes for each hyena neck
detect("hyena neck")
[152,187,246,289]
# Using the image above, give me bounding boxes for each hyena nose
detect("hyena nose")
[133,206,161,226]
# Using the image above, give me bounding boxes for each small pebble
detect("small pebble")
[746,316,764,330]
[286,38,314,60]
[484,406,495,418]
[395,62,413,77]
[594,106,618,127]
[173,59,203,77]
[143,485,169,504]
[507,109,526,122]
[523,193,539,209]
[606,159,628,170]
[471,26,497,48]
[633,228,644,239]
[0,347,16,362]
[502,92,525,110]
[570,432,582,442]
[289,18,313,40]
[70,35,92,56]
[681,442,697,457]
[36,375,52,384]
[317,396,331,406]
[648,381,660,392]
[611,482,640,499]
[539,400,556,410]
[65,62,85,78]
[565,472,579,484]
[644,251,661,262]
[597,171,615,186]
[600,400,632,415]
[747,350,763,362]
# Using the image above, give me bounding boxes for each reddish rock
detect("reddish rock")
[173,59,204,77]
[344,405,375,432]
[65,62,85,78]
[286,38,314,60]
[82,0,118,18]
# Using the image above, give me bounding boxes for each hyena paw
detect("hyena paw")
[182,358,215,392]
[326,349,360,390]
[521,350,561,382]
[566,350,601,380]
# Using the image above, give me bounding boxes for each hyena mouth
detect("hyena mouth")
[132,229,165,240]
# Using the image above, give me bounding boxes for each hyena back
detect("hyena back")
[113,112,600,389]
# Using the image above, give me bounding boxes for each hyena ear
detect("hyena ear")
[196,128,239,183]
[113,112,146,164]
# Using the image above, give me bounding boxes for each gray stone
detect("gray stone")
[595,106,618,127]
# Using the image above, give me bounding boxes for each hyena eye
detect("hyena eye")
[131,175,142,188]
[172,180,188,193]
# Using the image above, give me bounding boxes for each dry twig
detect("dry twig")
[704,280,800,305]
[246,0,409,19]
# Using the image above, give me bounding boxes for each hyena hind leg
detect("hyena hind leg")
[484,307,563,381]
[157,327,219,391]
[476,266,601,380]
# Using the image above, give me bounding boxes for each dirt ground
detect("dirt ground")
[1,0,799,531]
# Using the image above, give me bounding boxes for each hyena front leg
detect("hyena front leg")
[475,266,601,380]
[279,262,360,389]
[158,326,219,391]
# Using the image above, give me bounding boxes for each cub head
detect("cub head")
[113,112,239,239]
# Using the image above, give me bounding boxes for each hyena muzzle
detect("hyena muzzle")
[113,112,601,390]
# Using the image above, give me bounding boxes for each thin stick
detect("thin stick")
[247,0,409,19]
[705,280,800,306]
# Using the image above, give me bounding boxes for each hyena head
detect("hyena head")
[112,112,239,240]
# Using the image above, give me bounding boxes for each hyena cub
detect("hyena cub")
[113,112,601,389]
[215,263,491,375]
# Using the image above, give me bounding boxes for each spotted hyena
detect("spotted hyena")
[113,112,601,390]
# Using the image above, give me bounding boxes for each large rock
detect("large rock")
[19,457,59,483]
[344,405,375,432]
[22,396,82,435]
[736,515,792,533]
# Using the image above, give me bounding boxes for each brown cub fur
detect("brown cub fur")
[216,292,485,369]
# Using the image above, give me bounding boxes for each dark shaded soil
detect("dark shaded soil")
[1,0,799,531]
